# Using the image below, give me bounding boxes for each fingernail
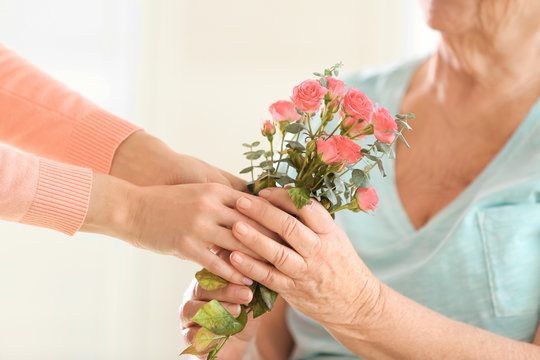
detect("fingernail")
[238,288,252,301]
[237,197,251,210]
[242,277,253,286]
[235,222,248,235]
[259,189,270,198]
[232,252,244,264]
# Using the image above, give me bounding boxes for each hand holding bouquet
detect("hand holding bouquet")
[182,63,412,359]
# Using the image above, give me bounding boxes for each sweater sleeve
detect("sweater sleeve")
[0,43,141,174]
[0,144,92,235]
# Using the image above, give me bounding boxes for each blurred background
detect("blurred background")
[0,1,437,359]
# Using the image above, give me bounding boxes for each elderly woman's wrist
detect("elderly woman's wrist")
[322,277,387,339]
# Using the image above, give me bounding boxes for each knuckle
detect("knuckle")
[262,270,275,286]
[273,246,289,268]
[280,216,298,239]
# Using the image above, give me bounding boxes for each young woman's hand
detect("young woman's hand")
[81,173,275,285]
[110,131,246,190]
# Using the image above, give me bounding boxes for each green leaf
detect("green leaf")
[395,113,406,120]
[398,133,410,148]
[259,160,274,168]
[239,166,254,174]
[334,69,339,76]
[242,143,252,148]
[320,77,328,88]
[295,107,304,116]
[286,187,312,210]
[253,173,277,194]
[246,150,265,160]
[275,175,294,186]
[375,142,392,155]
[251,141,261,147]
[334,175,346,193]
[284,123,305,134]
[181,345,203,356]
[396,119,412,130]
[285,140,305,152]
[326,188,338,204]
[377,159,387,177]
[324,69,332,76]
[259,285,278,310]
[406,113,415,120]
[352,169,370,188]
[313,72,322,77]
[195,269,229,291]
[192,327,226,353]
[191,300,248,336]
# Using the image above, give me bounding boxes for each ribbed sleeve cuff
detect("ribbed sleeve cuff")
[19,158,93,236]
[65,109,142,174]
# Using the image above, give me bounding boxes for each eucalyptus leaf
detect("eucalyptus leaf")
[286,187,312,210]
[326,188,338,204]
[191,299,248,336]
[276,175,294,186]
[286,140,305,152]
[295,107,304,116]
[377,159,387,177]
[242,143,251,148]
[406,113,416,120]
[251,141,261,147]
[320,77,328,88]
[284,123,305,134]
[195,269,229,291]
[323,175,333,191]
[395,114,406,120]
[313,72,322,77]
[246,150,265,160]
[352,169,370,188]
[324,69,332,76]
[399,133,410,148]
[334,175,346,193]
[239,166,254,174]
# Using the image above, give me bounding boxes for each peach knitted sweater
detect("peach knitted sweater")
[0,44,140,235]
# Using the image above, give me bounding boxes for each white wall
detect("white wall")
[0,1,437,359]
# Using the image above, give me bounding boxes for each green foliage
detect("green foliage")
[195,269,229,291]
[287,187,312,210]
[191,300,247,336]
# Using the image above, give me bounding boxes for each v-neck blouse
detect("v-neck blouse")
[286,58,540,360]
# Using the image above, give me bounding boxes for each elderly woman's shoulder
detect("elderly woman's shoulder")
[341,56,425,100]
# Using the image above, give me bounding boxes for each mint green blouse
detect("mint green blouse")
[286,58,540,359]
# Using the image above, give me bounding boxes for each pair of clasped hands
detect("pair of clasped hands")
[89,131,376,355]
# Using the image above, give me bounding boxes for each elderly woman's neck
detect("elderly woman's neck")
[426,30,540,103]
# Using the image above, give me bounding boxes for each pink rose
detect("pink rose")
[269,100,301,123]
[342,116,370,138]
[261,120,276,138]
[342,88,373,121]
[355,186,378,212]
[372,105,397,144]
[291,79,328,113]
[317,135,362,165]
[325,77,346,99]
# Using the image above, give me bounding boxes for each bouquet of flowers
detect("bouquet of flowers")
[182,63,413,359]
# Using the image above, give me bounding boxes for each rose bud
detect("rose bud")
[325,77,346,100]
[261,120,276,140]
[291,79,328,113]
[354,185,379,212]
[269,100,301,124]
[341,116,371,138]
[372,104,397,144]
[342,87,373,122]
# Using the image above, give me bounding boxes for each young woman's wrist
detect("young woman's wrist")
[80,172,139,240]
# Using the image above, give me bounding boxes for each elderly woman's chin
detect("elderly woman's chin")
[419,0,478,33]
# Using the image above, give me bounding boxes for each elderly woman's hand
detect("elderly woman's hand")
[228,187,383,330]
